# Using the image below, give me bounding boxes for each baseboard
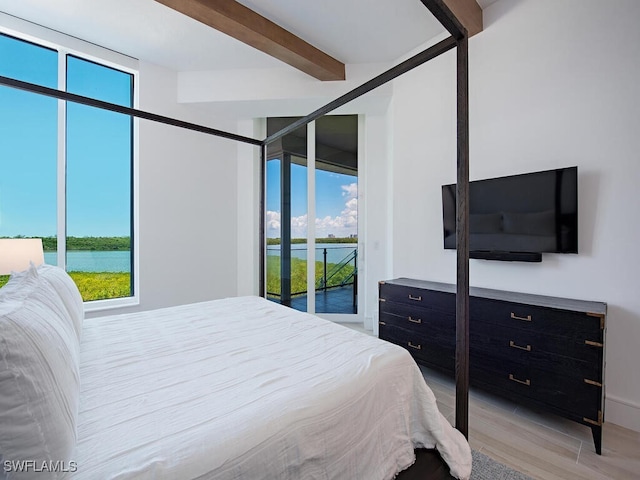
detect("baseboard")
[605,394,640,433]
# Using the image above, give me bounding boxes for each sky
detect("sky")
[266,160,357,239]
[0,33,132,238]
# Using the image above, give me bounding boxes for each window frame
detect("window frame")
[0,17,140,311]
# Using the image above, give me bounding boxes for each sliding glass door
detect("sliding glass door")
[265,115,358,316]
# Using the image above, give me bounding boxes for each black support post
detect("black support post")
[259,144,266,297]
[280,153,292,306]
[455,35,470,439]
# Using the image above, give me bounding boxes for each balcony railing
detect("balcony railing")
[267,246,357,299]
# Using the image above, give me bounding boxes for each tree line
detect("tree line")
[267,237,357,245]
[2,236,130,251]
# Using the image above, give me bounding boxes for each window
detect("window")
[0,32,137,307]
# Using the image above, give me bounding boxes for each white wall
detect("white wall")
[235,118,263,297]
[137,63,241,309]
[360,113,393,333]
[88,62,241,317]
[389,0,640,431]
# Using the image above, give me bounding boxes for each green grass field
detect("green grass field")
[1,256,353,302]
[266,256,355,297]
[67,272,131,301]
[0,272,130,302]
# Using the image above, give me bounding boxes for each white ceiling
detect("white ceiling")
[0,0,496,74]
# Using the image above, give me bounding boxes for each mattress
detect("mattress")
[71,296,471,480]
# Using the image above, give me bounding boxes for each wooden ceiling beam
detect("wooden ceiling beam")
[442,0,483,37]
[154,0,345,81]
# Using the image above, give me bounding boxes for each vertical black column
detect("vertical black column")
[259,144,266,297]
[281,153,292,306]
[455,35,470,439]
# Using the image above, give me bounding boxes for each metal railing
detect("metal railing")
[267,246,357,298]
[317,248,357,291]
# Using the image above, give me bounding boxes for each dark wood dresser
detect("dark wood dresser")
[378,277,607,454]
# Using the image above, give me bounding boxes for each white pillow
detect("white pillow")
[38,264,84,341]
[0,264,80,478]
[0,263,39,303]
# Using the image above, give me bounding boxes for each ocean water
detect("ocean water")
[43,243,356,273]
[267,243,356,264]
[44,251,130,273]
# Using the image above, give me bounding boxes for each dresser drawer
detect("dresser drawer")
[379,323,455,372]
[470,358,602,421]
[470,324,603,375]
[380,282,455,314]
[380,301,456,333]
[470,296,603,343]
[471,338,601,384]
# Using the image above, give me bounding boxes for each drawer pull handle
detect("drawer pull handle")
[585,340,604,348]
[509,341,531,352]
[408,316,422,324]
[408,342,422,350]
[584,378,603,387]
[408,294,423,301]
[379,321,386,326]
[509,374,531,386]
[510,312,532,322]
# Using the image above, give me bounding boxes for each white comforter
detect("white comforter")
[71,296,471,480]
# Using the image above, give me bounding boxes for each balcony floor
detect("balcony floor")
[270,285,357,314]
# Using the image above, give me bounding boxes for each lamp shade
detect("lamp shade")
[0,238,45,275]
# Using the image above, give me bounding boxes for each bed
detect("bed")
[0,264,471,480]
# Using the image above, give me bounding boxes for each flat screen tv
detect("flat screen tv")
[442,167,578,261]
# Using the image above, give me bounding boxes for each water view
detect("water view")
[44,250,130,272]
[267,243,356,264]
[42,244,354,274]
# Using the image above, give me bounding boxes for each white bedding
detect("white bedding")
[71,296,471,480]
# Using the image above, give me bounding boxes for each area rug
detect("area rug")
[472,450,534,480]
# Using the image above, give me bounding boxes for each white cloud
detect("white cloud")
[291,214,308,238]
[342,183,357,200]
[266,210,280,237]
[267,210,308,238]
[315,184,358,237]
[267,182,358,239]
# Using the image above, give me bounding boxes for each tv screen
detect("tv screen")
[442,167,578,258]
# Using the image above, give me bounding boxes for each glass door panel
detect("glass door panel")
[314,115,358,314]
[265,115,357,315]
[265,118,307,311]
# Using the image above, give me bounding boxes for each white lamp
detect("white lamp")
[0,238,45,275]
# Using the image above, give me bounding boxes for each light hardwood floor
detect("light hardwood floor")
[341,324,639,479]
[420,365,640,480]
